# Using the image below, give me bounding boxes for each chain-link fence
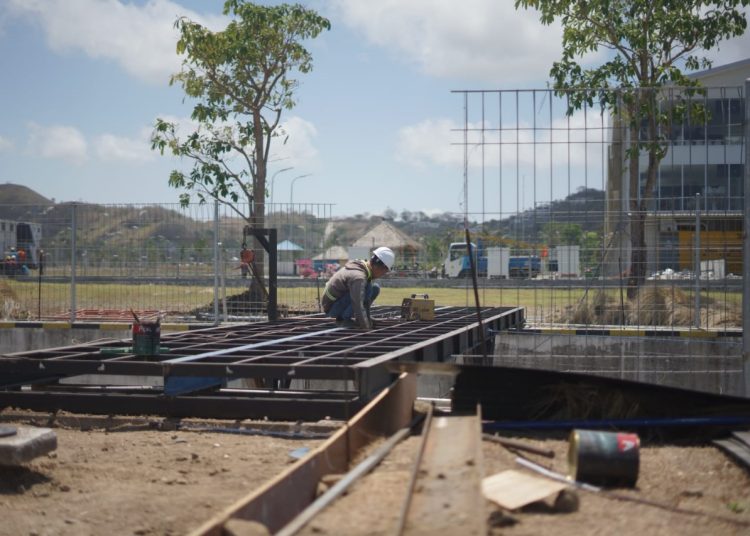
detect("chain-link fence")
[0,202,333,322]
[450,85,745,331]
[452,83,747,394]
[0,85,747,342]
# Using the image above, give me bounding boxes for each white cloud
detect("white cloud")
[328,0,565,85]
[397,119,461,168]
[5,0,226,85]
[94,128,154,163]
[0,136,13,152]
[27,123,87,164]
[273,116,319,167]
[398,105,608,171]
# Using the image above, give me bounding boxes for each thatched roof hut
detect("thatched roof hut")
[352,220,422,266]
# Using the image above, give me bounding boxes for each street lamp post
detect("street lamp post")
[270,167,293,207]
[289,173,313,206]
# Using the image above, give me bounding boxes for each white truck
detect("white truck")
[0,219,42,268]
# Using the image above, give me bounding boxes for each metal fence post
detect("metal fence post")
[743,78,750,397]
[70,203,77,323]
[213,200,219,326]
[694,193,701,329]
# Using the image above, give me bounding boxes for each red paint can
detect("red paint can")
[568,429,640,487]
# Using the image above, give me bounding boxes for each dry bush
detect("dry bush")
[561,285,740,328]
[627,286,668,326]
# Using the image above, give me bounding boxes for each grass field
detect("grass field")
[0,278,741,327]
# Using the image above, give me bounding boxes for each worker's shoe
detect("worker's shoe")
[335,318,357,328]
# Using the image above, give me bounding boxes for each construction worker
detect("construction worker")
[321,246,395,329]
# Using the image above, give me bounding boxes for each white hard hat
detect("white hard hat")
[372,246,395,270]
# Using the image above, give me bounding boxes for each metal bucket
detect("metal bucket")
[568,429,640,487]
[132,320,160,357]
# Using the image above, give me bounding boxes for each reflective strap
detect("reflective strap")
[364,262,372,281]
[324,287,337,301]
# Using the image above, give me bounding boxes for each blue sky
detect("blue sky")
[1,1,748,218]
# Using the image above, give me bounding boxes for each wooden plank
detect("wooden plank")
[731,430,750,448]
[189,372,416,536]
[714,437,750,471]
[403,412,484,536]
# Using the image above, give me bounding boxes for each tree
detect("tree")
[152,0,330,305]
[540,222,583,247]
[515,0,748,296]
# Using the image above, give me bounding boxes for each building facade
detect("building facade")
[604,58,749,277]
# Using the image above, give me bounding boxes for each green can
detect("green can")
[132,320,161,357]
[568,429,640,487]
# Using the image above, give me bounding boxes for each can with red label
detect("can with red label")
[567,429,640,487]
[132,319,161,357]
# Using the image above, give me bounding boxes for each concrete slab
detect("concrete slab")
[0,426,57,466]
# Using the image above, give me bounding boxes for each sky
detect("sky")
[1,0,749,219]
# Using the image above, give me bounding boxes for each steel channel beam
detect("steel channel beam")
[353,307,523,397]
[0,307,524,416]
[0,391,362,421]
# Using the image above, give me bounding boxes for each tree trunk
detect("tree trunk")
[248,111,267,310]
[626,109,642,299]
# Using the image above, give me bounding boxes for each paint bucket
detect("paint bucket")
[132,319,160,357]
[568,429,640,487]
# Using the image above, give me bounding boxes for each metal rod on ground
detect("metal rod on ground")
[743,77,750,398]
[275,414,425,536]
[394,404,434,536]
[465,228,488,362]
[516,457,750,528]
[482,433,555,458]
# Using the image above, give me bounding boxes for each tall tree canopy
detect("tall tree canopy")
[515,0,748,295]
[152,1,329,302]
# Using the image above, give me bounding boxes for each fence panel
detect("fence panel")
[0,201,333,322]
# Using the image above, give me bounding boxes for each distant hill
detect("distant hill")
[0,183,54,221]
[0,184,606,266]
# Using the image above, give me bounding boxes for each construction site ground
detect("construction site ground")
[0,410,328,536]
[2,409,750,535]
[301,431,750,536]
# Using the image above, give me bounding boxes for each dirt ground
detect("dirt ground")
[300,432,750,536]
[2,409,750,536]
[0,411,327,536]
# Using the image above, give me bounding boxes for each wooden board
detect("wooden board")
[190,372,416,536]
[403,413,484,536]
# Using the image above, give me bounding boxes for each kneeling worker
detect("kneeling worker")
[321,246,395,329]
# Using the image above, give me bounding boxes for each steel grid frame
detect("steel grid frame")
[0,306,524,420]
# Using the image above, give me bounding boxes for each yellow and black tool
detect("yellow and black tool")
[400,294,435,321]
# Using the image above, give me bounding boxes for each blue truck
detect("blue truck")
[443,242,488,278]
[508,255,541,278]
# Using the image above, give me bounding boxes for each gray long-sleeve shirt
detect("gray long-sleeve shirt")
[320,260,372,329]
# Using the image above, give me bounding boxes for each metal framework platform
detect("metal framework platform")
[0,306,523,420]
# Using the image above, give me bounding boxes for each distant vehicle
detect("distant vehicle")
[0,219,42,271]
[509,255,541,278]
[443,242,488,278]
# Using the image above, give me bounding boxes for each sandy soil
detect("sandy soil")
[299,432,750,536]
[0,412,326,536]
[2,409,750,536]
